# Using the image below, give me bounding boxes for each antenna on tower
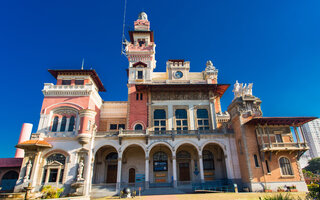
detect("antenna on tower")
[81,58,84,70]
[121,0,128,57]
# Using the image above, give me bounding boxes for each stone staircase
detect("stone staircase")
[142,187,186,195]
[0,193,25,200]
[90,184,117,198]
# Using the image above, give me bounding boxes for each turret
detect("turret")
[125,12,156,83]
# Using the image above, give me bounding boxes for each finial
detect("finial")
[138,12,148,20]
[81,58,84,70]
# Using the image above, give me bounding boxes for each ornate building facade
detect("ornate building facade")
[14,12,316,197]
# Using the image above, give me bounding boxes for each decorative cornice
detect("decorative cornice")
[42,83,95,97]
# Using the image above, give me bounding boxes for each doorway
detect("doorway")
[106,165,117,183]
[179,163,190,181]
[129,168,135,183]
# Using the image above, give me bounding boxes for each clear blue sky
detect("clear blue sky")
[0,0,319,157]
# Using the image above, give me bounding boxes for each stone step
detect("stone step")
[142,187,186,195]
[90,185,117,198]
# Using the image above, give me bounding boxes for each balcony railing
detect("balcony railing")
[42,83,95,96]
[95,129,233,137]
[259,142,308,151]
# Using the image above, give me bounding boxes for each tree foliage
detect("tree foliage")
[304,157,320,174]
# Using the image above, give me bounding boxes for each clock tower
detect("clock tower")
[125,12,156,84]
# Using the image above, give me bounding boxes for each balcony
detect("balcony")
[42,83,95,96]
[259,142,308,152]
[95,129,233,138]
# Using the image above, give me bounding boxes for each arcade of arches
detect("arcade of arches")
[93,143,227,187]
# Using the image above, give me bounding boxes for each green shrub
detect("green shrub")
[259,193,302,200]
[306,183,320,200]
[41,185,64,199]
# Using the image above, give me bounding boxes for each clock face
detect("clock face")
[174,71,183,79]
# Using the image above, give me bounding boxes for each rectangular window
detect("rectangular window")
[275,134,283,143]
[175,109,188,132]
[254,154,260,167]
[265,160,270,173]
[62,80,71,85]
[140,93,143,100]
[118,124,125,129]
[75,80,84,85]
[48,169,58,182]
[137,71,143,79]
[197,109,209,130]
[110,124,117,130]
[154,109,166,133]
[136,93,139,100]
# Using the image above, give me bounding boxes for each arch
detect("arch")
[1,171,18,180]
[174,141,200,155]
[131,120,146,130]
[134,123,143,130]
[44,102,83,114]
[43,149,70,159]
[147,141,173,157]
[106,152,118,161]
[94,143,119,155]
[120,143,146,157]
[201,141,227,155]
[133,61,147,68]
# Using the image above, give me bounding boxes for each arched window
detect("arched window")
[2,171,19,180]
[60,116,67,132]
[175,109,188,131]
[153,151,168,171]
[42,153,66,184]
[203,150,215,170]
[197,109,209,130]
[279,157,293,175]
[177,151,191,159]
[106,152,118,161]
[134,124,143,130]
[68,116,75,131]
[154,109,166,132]
[51,116,59,132]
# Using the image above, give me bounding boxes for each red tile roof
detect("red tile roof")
[0,158,23,168]
[16,140,52,149]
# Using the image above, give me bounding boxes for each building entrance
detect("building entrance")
[106,165,117,183]
[179,163,190,181]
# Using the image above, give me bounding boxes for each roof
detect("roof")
[135,84,230,97]
[16,140,52,149]
[245,117,318,126]
[0,158,23,168]
[129,30,154,43]
[48,69,106,92]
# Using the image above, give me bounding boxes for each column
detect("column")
[168,105,173,130]
[264,126,272,147]
[299,126,307,145]
[294,126,301,142]
[30,151,42,189]
[188,105,195,130]
[57,118,62,132]
[199,155,204,183]
[145,157,149,189]
[116,158,122,192]
[65,118,70,133]
[172,156,177,188]
[209,98,217,129]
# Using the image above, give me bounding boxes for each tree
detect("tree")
[304,157,320,174]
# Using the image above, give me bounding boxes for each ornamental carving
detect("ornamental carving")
[151,91,209,101]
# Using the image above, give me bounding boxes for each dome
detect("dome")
[138,12,148,20]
